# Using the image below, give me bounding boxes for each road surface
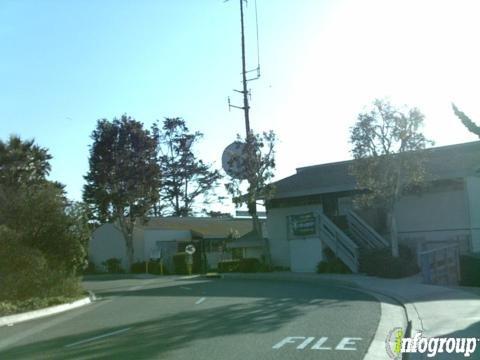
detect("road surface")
[0,275,381,359]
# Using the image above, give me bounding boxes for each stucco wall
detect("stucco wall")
[245,247,263,259]
[395,186,472,252]
[89,224,127,269]
[289,237,323,272]
[466,176,480,252]
[266,204,323,270]
[143,229,191,259]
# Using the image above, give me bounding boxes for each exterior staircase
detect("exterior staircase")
[318,210,388,273]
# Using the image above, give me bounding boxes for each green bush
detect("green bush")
[83,260,97,274]
[460,254,480,287]
[239,258,261,272]
[316,248,352,274]
[131,261,147,274]
[0,243,83,302]
[273,266,290,272]
[218,258,266,273]
[173,252,188,274]
[102,258,124,274]
[147,259,168,275]
[218,259,241,273]
[359,244,419,278]
[0,238,50,301]
[316,259,352,274]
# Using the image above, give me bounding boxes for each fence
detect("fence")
[419,244,460,286]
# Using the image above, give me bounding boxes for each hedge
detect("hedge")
[218,258,262,273]
[102,258,124,274]
[359,244,419,278]
[460,254,480,287]
[218,259,240,273]
[239,258,261,272]
[173,252,201,274]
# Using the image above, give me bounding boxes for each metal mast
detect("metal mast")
[240,0,250,136]
[227,0,260,135]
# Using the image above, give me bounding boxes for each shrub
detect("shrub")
[131,261,147,274]
[0,239,50,301]
[316,248,352,274]
[239,258,261,272]
[102,258,124,274]
[460,254,480,287]
[147,259,167,275]
[359,244,419,278]
[217,258,265,273]
[173,252,187,274]
[173,252,201,274]
[0,244,83,302]
[273,266,290,272]
[316,258,352,274]
[218,259,241,273]
[83,260,97,274]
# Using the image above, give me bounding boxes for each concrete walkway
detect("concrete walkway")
[222,272,480,358]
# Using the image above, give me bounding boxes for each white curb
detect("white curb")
[0,296,92,327]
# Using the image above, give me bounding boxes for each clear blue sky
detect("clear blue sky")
[1,0,479,212]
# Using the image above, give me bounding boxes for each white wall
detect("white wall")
[89,224,128,270]
[245,247,263,259]
[466,176,480,252]
[289,237,323,272]
[206,251,232,269]
[143,229,191,259]
[266,204,323,270]
[395,187,471,250]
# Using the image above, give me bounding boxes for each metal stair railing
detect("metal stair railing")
[346,210,389,248]
[318,213,359,273]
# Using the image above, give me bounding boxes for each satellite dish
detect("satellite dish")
[222,141,247,179]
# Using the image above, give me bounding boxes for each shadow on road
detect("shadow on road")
[0,287,355,359]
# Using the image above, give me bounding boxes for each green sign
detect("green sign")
[290,212,316,236]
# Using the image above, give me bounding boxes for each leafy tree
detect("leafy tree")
[83,115,161,268]
[0,135,52,187]
[0,136,88,300]
[350,99,433,257]
[452,103,480,137]
[0,183,87,274]
[225,131,276,256]
[158,118,222,216]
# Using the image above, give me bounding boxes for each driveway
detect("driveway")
[0,275,381,359]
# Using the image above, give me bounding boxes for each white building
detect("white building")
[266,141,480,273]
[89,217,253,272]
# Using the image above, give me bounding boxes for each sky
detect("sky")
[1,0,479,213]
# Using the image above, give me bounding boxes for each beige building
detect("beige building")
[266,141,480,273]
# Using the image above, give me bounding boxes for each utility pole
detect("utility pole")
[240,0,251,136]
[226,0,264,240]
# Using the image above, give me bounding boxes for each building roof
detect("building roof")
[142,217,253,239]
[273,140,480,199]
[226,231,265,249]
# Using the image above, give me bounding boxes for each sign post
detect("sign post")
[185,245,196,275]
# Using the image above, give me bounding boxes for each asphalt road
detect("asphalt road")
[0,275,381,360]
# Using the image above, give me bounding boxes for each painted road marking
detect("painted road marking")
[273,336,363,351]
[64,327,132,348]
[129,286,142,291]
[180,275,200,280]
[195,297,206,305]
